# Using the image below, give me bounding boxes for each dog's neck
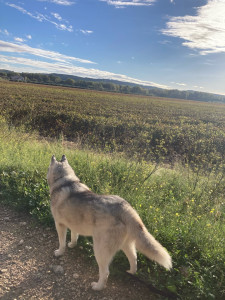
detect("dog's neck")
[49,175,79,194]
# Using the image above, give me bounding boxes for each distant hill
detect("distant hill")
[1,69,225,103]
[51,73,159,89]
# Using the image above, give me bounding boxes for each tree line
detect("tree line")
[1,70,225,103]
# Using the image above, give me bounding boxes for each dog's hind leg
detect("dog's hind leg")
[68,231,79,248]
[121,242,137,274]
[54,222,67,257]
[91,235,118,291]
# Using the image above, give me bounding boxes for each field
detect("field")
[1,81,225,168]
[0,81,225,299]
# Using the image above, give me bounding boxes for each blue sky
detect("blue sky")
[0,0,225,94]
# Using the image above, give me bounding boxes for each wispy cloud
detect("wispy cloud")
[171,81,186,87]
[0,50,169,89]
[1,29,32,41]
[56,24,73,31]
[100,0,156,8]
[0,29,10,36]
[14,37,25,42]
[6,3,43,21]
[194,85,204,89]
[79,29,93,35]
[0,40,96,64]
[162,0,225,55]
[6,3,73,32]
[37,0,75,5]
[51,12,62,21]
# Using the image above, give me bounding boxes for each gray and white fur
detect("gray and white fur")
[47,155,172,291]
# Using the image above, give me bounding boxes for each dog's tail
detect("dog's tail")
[126,208,172,270]
[134,223,172,269]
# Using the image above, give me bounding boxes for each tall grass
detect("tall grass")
[0,119,224,299]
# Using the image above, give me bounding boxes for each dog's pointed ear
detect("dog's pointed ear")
[51,155,56,164]
[61,154,67,162]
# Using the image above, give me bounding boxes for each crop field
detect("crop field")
[1,81,225,169]
[0,81,225,299]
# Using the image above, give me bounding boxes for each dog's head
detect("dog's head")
[47,155,76,186]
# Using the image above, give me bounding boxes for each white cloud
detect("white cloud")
[194,85,204,89]
[26,35,32,39]
[162,0,225,55]
[79,29,93,35]
[0,52,169,89]
[100,0,156,8]
[6,3,73,32]
[0,29,10,36]
[14,37,25,42]
[6,3,43,21]
[37,0,75,5]
[56,24,73,31]
[0,40,96,64]
[171,82,186,87]
[51,12,62,21]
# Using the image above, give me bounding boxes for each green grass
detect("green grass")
[0,119,224,299]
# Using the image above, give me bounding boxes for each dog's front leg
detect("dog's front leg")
[54,222,67,256]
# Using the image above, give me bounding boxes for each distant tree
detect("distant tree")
[7,71,19,78]
[0,72,7,78]
[65,78,75,85]
[120,85,131,94]
[49,75,57,82]
[42,75,50,83]
[54,76,62,84]
[131,86,142,94]
[48,75,61,84]
[35,74,43,82]
[93,82,103,90]
[102,82,117,91]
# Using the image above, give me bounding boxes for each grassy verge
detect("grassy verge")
[0,120,224,299]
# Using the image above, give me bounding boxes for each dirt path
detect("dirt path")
[0,204,158,300]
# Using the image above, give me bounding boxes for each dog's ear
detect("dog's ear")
[51,155,56,164]
[61,154,67,162]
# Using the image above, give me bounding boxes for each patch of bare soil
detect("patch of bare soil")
[0,204,158,300]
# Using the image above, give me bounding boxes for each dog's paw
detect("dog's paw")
[91,282,105,291]
[68,241,76,248]
[54,249,65,257]
[126,269,136,274]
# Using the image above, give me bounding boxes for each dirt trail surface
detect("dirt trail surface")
[0,204,158,300]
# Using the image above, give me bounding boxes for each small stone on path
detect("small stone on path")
[73,273,79,279]
[52,265,64,274]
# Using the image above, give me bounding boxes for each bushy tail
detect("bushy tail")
[135,226,172,269]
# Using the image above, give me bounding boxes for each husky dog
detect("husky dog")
[47,155,172,290]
